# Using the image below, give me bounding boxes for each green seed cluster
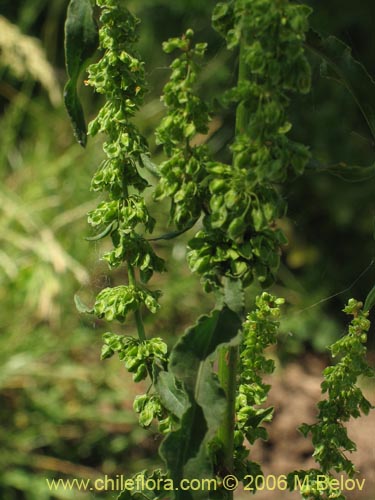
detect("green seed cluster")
[88,196,155,236]
[88,0,148,195]
[184,0,312,291]
[289,470,347,500]
[86,0,164,323]
[102,332,172,431]
[234,293,284,479]
[101,332,168,381]
[216,0,312,182]
[155,29,211,229]
[84,1,171,433]
[94,285,161,322]
[303,300,373,474]
[134,394,174,433]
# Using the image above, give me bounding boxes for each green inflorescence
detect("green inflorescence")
[288,299,374,500]
[154,29,211,230]
[182,0,311,291]
[87,0,165,291]
[101,331,173,431]
[85,0,170,434]
[234,292,284,482]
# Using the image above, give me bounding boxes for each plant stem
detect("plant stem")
[218,345,238,473]
[217,37,247,488]
[235,42,247,136]
[128,265,146,342]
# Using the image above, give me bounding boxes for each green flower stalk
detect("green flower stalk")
[86,0,165,339]
[288,299,374,500]
[234,293,284,482]
[156,0,311,293]
[186,0,312,291]
[155,29,211,229]
[79,0,174,439]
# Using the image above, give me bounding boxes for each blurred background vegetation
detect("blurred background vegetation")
[0,0,374,498]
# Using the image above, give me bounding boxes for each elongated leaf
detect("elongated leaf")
[154,369,189,420]
[160,307,242,500]
[306,30,375,141]
[245,406,274,428]
[64,0,98,146]
[364,284,375,312]
[223,277,244,315]
[74,294,93,314]
[141,153,160,178]
[161,367,226,500]
[183,362,227,483]
[85,222,115,241]
[160,405,208,500]
[160,378,222,500]
[313,161,375,183]
[148,218,198,242]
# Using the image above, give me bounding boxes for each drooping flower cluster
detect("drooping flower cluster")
[102,332,173,432]
[288,299,374,499]
[86,0,165,323]
[154,29,211,229]
[181,0,311,291]
[234,292,284,480]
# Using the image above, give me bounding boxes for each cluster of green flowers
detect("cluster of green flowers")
[154,29,211,229]
[84,0,172,434]
[102,332,167,380]
[181,0,311,291]
[134,393,175,433]
[288,299,374,499]
[86,0,165,322]
[233,292,284,480]
[94,285,161,322]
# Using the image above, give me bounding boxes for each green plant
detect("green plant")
[287,299,373,499]
[64,1,374,499]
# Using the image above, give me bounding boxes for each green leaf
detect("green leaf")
[160,308,242,499]
[64,0,98,147]
[85,221,115,241]
[183,362,228,484]
[306,30,375,141]
[154,369,189,420]
[74,294,93,313]
[141,153,160,178]
[364,284,375,312]
[160,364,228,499]
[160,405,208,500]
[313,160,375,183]
[223,277,244,315]
[148,218,197,242]
[245,406,274,428]
[169,307,242,389]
